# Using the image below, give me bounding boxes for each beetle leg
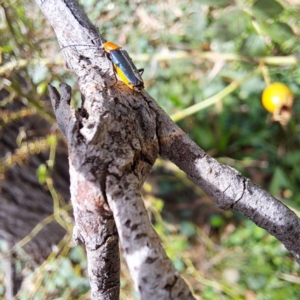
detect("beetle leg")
[138,68,144,75]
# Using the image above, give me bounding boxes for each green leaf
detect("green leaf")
[37,82,48,95]
[180,222,196,237]
[207,9,251,42]
[154,198,164,212]
[265,22,294,44]
[173,257,185,272]
[209,214,225,228]
[198,0,230,7]
[252,0,283,20]
[70,246,86,263]
[246,274,267,290]
[36,164,47,184]
[0,285,4,296]
[28,64,49,84]
[241,34,268,57]
[239,75,265,100]
[269,167,290,196]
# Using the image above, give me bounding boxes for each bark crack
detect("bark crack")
[164,275,178,300]
[234,177,246,206]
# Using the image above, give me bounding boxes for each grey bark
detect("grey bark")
[37,0,300,299]
[40,0,195,299]
[48,83,120,300]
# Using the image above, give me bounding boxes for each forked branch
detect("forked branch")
[38,0,300,299]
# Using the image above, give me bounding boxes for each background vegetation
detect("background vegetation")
[1,0,300,299]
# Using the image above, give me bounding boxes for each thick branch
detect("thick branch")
[48,83,120,299]
[153,100,300,264]
[37,2,300,300]
[37,0,195,299]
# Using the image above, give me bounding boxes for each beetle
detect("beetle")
[102,42,144,91]
[61,41,144,92]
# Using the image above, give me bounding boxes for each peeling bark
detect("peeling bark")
[36,0,300,299]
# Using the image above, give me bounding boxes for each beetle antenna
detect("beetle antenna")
[59,44,98,53]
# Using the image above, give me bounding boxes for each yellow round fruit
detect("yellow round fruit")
[262,82,293,113]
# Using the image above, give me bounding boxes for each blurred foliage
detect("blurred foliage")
[1,0,300,299]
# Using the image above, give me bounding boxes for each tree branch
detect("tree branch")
[36,0,300,299]
[153,101,300,263]
[37,0,195,299]
[48,83,120,299]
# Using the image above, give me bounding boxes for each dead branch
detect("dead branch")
[36,0,300,299]
[38,0,195,299]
